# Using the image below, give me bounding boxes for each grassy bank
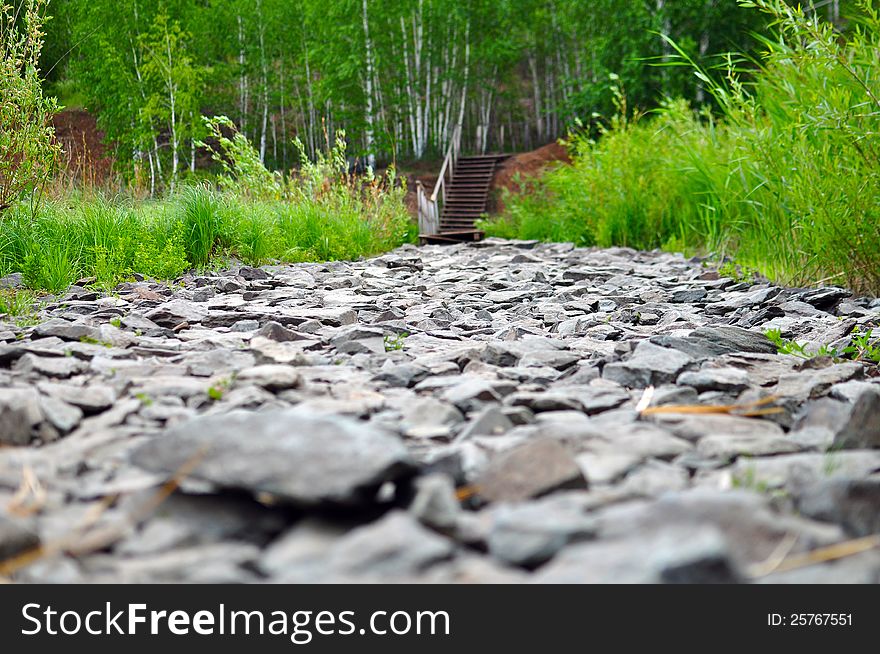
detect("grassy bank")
[0,125,416,297]
[0,185,415,295]
[481,0,880,295]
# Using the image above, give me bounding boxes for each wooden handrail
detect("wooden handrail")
[430,124,462,203]
[419,124,462,237]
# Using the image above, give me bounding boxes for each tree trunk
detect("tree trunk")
[528,53,543,142]
[361,0,376,168]
[237,15,248,133]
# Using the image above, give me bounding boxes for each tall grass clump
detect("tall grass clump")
[484,0,880,294]
[0,121,414,293]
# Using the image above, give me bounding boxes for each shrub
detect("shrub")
[485,0,880,294]
[0,0,60,213]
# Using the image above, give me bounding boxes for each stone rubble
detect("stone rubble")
[0,238,878,583]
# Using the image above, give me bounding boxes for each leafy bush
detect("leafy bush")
[198,116,282,198]
[484,0,880,294]
[0,0,60,212]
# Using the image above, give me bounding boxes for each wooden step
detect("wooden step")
[419,230,485,245]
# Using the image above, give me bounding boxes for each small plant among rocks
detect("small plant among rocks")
[717,262,758,285]
[0,288,39,324]
[384,332,408,352]
[765,327,880,364]
[207,377,232,401]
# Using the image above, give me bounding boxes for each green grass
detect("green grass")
[766,326,880,364]
[0,288,41,325]
[0,183,414,293]
[0,120,415,295]
[384,332,408,352]
[481,0,880,295]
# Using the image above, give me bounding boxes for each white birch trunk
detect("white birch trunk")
[361,0,376,168]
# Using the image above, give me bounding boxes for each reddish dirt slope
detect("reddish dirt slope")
[489,141,571,213]
[51,109,113,184]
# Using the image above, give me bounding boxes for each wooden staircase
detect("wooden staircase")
[417,126,508,245]
[438,154,508,237]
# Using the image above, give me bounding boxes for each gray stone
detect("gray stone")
[258,519,347,577]
[276,511,455,582]
[577,386,631,415]
[32,319,102,342]
[670,287,707,304]
[0,272,24,289]
[238,266,270,281]
[833,388,880,450]
[145,299,209,327]
[14,353,88,378]
[372,363,430,388]
[230,319,260,332]
[0,388,42,445]
[488,494,597,567]
[401,398,464,439]
[131,409,415,507]
[519,350,580,370]
[458,405,514,439]
[830,380,880,404]
[336,337,386,355]
[249,336,313,365]
[0,515,39,561]
[254,321,309,342]
[773,362,863,401]
[38,395,83,433]
[677,367,750,393]
[595,489,842,567]
[533,525,742,583]
[36,382,116,414]
[505,391,583,413]
[603,341,694,388]
[797,286,851,309]
[651,325,775,358]
[696,434,803,460]
[650,414,785,443]
[794,479,880,537]
[442,379,502,412]
[409,473,461,531]
[475,438,588,503]
[235,365,302,391]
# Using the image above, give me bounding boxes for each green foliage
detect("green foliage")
[0,288,39,324]
[765,326,880,365]
[0,0,60,212]
[198,116,282,198]
[55,0,769,172]
[384,332,408,352]
[134,392,153,406]
[848,328,880,364]
[717,262,757,285]
[485,1,880,294]
[207,376,231,401]
[0,126,413,294]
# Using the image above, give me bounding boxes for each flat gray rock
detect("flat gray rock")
[274,511,455,582]
[603,341,694,388]
[0,388,43,445]
[131,409,415,507]
[488,493,598,567]
[833,388,880,450]
[0,515,39,561]
[475,438,588,503]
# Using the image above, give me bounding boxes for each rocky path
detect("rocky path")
[1,239,879,583]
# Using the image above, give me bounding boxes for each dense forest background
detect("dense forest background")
[4,0,876,299]
[40,0,795,188]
